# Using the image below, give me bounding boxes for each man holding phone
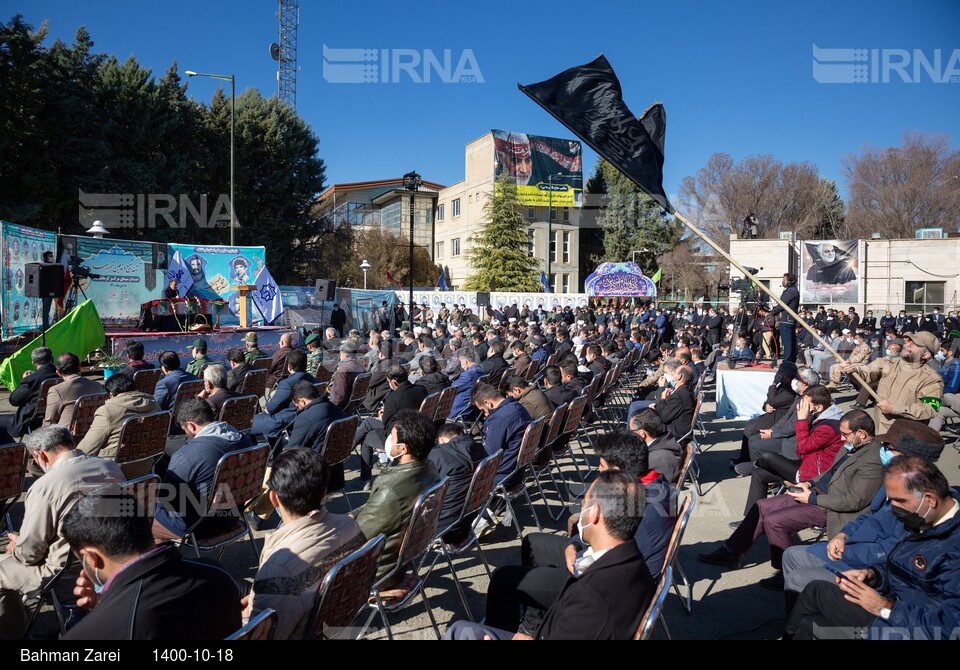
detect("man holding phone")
[784,456,960,640]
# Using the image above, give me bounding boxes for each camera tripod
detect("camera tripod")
[64,281,89,313]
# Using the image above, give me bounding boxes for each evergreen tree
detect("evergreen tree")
[463,172,540,292]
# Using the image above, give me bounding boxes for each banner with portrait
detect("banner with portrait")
[60,235,166,328]
[799,240,863,305]
[166,244,267,326]
[397,290,589,317]
[337,288,398,333]
[492,129,583,207]
[1,222,58,338]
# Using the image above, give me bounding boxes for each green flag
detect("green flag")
[0,300,106,392]
[652,268,662,283]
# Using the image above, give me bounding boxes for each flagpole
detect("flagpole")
[669,210,879,402]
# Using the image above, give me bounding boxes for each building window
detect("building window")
[452,238,461,256]
[551,273,558,293]
[562,231,570,263]
[905,280,945,312]
[528,208,535,220]
[436,241,444,258]
[562,273,570,293]
[550,231,557,263]
[437,203,444,222]
[527,229,535,257]
[550,208,557,221]
[468,194,472,203]
[563,208,569,222]
[452,198,461,218]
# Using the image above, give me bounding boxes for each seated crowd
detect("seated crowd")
[0,296,957,641]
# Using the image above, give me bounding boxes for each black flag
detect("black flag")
[519,54,672,213]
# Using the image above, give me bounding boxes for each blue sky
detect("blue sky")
[15,0,960,200]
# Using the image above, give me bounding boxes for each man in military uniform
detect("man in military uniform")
[305,333,324,376]
[244,332,269,364]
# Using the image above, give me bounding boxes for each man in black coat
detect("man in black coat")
[414,356,451,397]
[445,470,654,640]
[429,423,486,544]
[287,381,349,492]
[224,348,254,393]
[330,303,347,337]
[353,363,429,482]
[481,340,510,385]
[61,488,241,640]
[770,273,801,363]
[7,347,59,437]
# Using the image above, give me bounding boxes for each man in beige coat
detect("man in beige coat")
[840,331,943,435]
[244,448,365,640]
[0,426,123,638]
[827,335,872,387]
[77,372,162,460]
[42,352,104,428]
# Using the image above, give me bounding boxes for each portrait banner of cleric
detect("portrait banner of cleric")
[800,239,861,304]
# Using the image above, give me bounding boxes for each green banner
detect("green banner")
[492,130,583,207]
[0,300,106,391]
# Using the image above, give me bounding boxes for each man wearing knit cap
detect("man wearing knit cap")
[839,331,943,435]
[781,418,945,604]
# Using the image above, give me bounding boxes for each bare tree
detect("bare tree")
[677,153,827,250]
[659,237,726,302]
[843,131,960,238]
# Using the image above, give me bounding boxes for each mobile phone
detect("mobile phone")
[787,486,804,494]
[825,565,850,581]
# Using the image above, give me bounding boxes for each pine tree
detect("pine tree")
[463,172,541,292]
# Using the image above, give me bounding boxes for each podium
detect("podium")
[231,285,256,328]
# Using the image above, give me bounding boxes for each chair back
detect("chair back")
[314,365,333,384]
[227,609,278,641]
[252,357,272,370]
[119,474,161,521]
[344,373,371,414]
[132,369,163,395]
[418,392,441,419]
[68,392,109,441]
[115,412,172,467]
[542,403,568,448]
[0,442,26,502]
[661,491,696,575]
[434,386,457,422]
[635,566,672,640]
[561,395,588,435]
[545,353,558,367]
[219,395,259,433]
[33,378,63,419]
[676,441,696,489]
[313,382,328,397]
[320,416,360,467]
[238,369,268,398]
[514,417,545,471]
[172,380,205,419]
[306,534,386,640]
[460,450,503,522]
[474,374,490,387]
[524,361,539,382]
[201,443,270,524]
[391,478,449,575]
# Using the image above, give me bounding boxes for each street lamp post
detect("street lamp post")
[546,172,577,292]
[403,171,421,326]
[185,70,236,247]
[360,259,371,289]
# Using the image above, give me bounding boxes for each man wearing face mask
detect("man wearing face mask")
[827,332,872,388]
[784,455,960,640]
[0,426,123,639]
[59,488,242,640]
[781,420,944,606]
[701,407,878,587]
[839,331,943,435]
[851,338,902,409]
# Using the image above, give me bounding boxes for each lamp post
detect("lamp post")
[546,172,577,292]
[360,259,371,289]
[185,70,235,247]
[403,171,421,326]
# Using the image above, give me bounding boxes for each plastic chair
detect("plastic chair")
[304,534,386,640]
[219,395,259,434]
[68,392,109,442]
[366,478,449,640]
[635,566,673,640]
[115,411,172,478]
[530,403,570,521]
[227,608,277,641]
[178,443,270,563]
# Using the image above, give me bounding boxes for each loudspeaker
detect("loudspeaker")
[315,278,337,301]
[24,263,64,299]
[476,292,491,307]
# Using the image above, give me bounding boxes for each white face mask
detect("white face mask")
[382,433,403,463]
[791,379,802,393]
[577,504,597,543]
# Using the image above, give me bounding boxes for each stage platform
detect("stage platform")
[105,326,295,365]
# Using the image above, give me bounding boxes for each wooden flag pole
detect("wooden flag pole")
[670,210,880,402]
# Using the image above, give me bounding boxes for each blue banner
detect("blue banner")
[167,244,267,326]
[1,222,58,337]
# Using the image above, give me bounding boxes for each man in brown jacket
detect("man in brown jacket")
[77,373,162,460]
[265,332,295,391]
[839,331,943,435]
[0,426,123,638]
[328,343,367,410]
[43,352,104,428]
[504,375,554,422]
[245,448,366,639]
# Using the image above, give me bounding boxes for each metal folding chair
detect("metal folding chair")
[219,395,259,434]
[0,442,26,533]
[319,416,360,511]
[227,608,278,641]
[485,418,545,537]
[68,392,109,442]
[661,491,697,619]
[635,566,673,640]
[132,368,163,395]
[115,411,172,478]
